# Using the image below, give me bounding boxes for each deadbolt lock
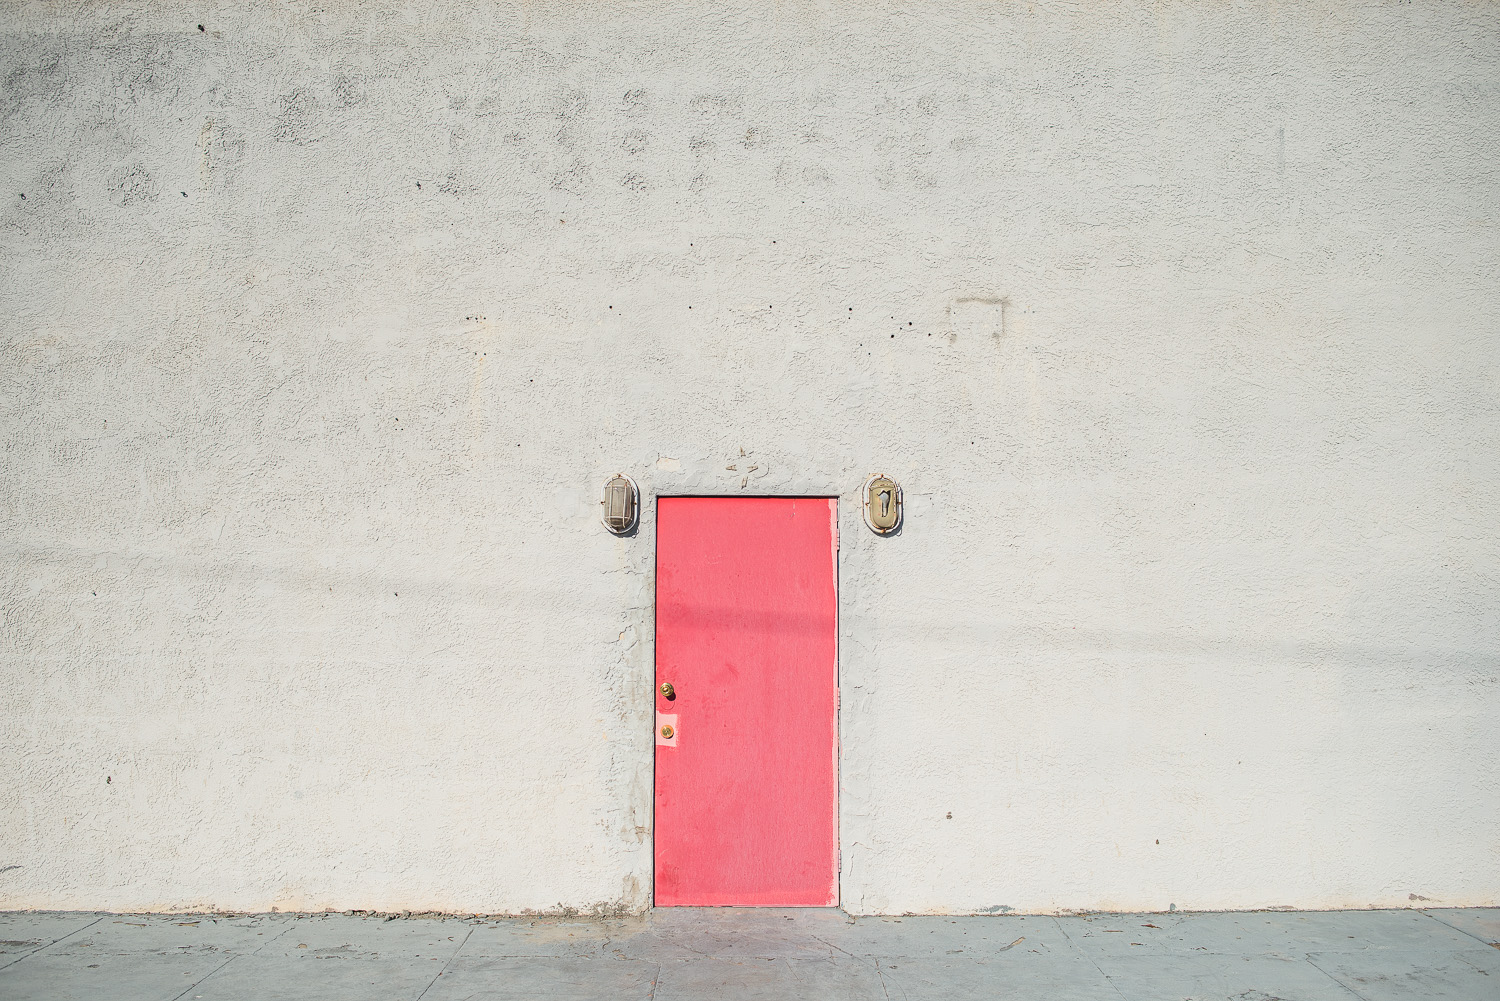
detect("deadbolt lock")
[659,682,675,699]
[660,724,675,739]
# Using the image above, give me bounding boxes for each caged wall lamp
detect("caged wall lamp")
[601,474,640,534]
[862,474,902,534]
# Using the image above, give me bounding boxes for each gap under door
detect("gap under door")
[654,496,839,907]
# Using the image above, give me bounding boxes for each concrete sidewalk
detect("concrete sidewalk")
[1,907,1496,1000]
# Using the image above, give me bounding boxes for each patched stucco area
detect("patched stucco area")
[1,2,1497,915]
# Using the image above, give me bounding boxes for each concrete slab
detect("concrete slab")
[0,950,237,1001]
[1058,908,1484,958]
[0,913,99,960]
[651,957,887,1001]
[0,913,291,1001]
[1308,946,1500,1001]
[838,914,1074,959]
[186,953,444,1001]
[255,914,471,960]
[423,956,661,1001]
[45,913,291,958]
[461,916,659,960]
[1425,908,1500,947]
[0,908,1495,1000]
[616,907,855,962]
[1088,951,1358,1001]
[867,953,1121,1001]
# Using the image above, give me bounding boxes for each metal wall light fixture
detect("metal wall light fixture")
[862,474,902,534]
[601,473,640,533]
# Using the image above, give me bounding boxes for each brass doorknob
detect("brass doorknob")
[659,682,675,699]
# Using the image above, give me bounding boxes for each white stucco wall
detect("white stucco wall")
[2,1,1497,915]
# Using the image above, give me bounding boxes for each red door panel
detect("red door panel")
[654,497,839,907]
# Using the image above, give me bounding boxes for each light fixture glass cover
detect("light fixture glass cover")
[601,474,640,533]
[862,474,902,534]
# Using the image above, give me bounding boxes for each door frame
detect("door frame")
[650,493,841,907]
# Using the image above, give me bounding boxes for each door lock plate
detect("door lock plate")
[656,712,678,747]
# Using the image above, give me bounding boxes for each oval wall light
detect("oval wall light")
[862,474,902,534]
[601,473,640,534]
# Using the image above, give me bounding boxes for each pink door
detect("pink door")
[654,497,839,907]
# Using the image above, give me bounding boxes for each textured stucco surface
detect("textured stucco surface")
[1,1,1497,915]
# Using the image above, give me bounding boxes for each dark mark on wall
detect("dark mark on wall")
[333,75,366,109]
[274,90,316,142]
[110,164,159,206]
